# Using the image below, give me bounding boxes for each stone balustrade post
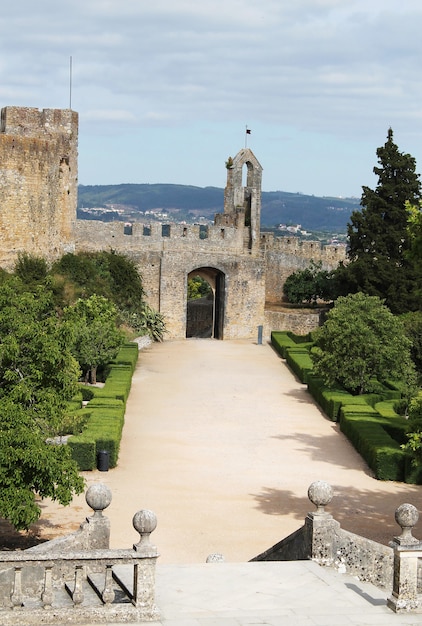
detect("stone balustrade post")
[131,509,160,620]
[305,481,340,565]
[82,483,112,549]
[388,503,422,613]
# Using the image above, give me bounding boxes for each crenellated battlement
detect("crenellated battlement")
[260,233,346,263]
[1,106,77,139]
[75,218,250,256]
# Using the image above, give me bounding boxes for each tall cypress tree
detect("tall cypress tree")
[339,128,422,313]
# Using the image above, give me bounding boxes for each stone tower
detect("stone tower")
[0,106,78,268]
[223,148,263,254]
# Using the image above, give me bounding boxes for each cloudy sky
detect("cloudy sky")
[1,0,422,196]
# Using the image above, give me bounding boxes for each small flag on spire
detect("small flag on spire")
[245,125,251,147]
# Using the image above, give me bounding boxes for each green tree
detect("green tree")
[0,278,84,530]
[311,292,416,395]
[51,251,145,311]
[64,295,125,384]
[405,201,422,304]
[102,250,145,312]
[50,251,165,339]
[187,276,212,300]
[401,310,422,376]
[338,129,422,313]
[401,394,422,470]
[406,201,422,252]
[283,261,334,305]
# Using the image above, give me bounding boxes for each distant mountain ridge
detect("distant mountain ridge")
[78,184,360,232]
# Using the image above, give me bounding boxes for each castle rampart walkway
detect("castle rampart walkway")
[39,339,422,563]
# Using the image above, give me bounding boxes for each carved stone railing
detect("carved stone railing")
[252,481,394,588]
[0,484,159,624]
[2,479,422,619]
[253,480,422,613]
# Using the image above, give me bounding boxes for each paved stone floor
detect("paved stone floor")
[80,561,422,625]
[151,561,422,626]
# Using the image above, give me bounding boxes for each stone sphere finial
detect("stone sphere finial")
[133,509,158,555]
[395,503,419,545]
[85,483,112,517]
[308,481,333,514]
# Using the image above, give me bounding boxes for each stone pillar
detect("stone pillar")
[81,483,112,549]
[132,509,160,620]
[388,503,422,613]
[305,481,340,565]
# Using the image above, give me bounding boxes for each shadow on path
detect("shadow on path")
[251,483,422,545]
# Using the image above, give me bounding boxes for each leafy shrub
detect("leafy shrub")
[58,410,89,437]
[283,261,334,305]
[14,253,48,285]
[120,304,166,342]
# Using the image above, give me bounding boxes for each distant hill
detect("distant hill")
[78,184,360,232]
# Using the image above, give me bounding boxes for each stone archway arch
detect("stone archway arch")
[186,267,225,339]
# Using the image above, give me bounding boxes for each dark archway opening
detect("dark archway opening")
[186,268,225,339]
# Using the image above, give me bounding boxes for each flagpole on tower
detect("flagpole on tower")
[69,56,73,110]
[245,125,251,148]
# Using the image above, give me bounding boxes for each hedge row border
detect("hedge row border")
[271,330,415,483]
[68,342,139,470]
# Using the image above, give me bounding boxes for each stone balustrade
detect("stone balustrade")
[253,480,422,613]
[0,484,159,624]
[1,480,421,620]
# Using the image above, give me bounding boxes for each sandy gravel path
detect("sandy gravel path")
[35,339,422,563]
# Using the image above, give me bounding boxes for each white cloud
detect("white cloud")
[1,0,422,195]
[83,109,137,123]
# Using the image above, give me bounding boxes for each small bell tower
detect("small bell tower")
[223,148,263,253]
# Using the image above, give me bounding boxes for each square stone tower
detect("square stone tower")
[0,106,78,268]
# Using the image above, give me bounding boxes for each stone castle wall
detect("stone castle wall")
[74,220,246,255]
[0,106,345,340]
[75,222,344,309]
[262,234,345,304]
[75,221,266,339]
[0,106,78,268]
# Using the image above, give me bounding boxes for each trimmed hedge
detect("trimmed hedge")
[90,365,134,403]
[271,332,314,383]
[110,343,138,369]
[306,374,352,421]
[339,406,405,481]
[68,343,138,470]
[285,349,314,384]
[271,331,297,359]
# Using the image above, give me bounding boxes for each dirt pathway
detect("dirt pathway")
[32,339,422,563]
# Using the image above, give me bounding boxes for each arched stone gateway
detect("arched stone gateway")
[186,267,225,339]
